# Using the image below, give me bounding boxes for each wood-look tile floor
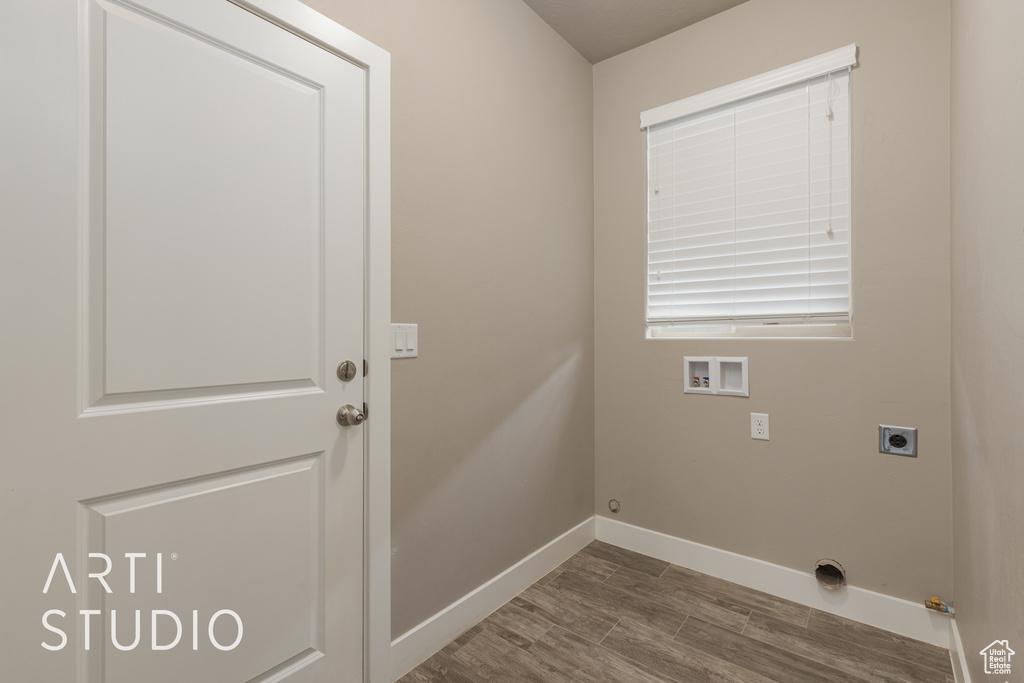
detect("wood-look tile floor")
[398,541,954,683]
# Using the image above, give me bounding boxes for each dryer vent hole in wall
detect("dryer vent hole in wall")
[814,559,846,590]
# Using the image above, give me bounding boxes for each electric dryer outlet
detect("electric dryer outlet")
[879,424,917,457]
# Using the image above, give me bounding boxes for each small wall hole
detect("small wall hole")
[608,499,621,514]
[814,559,846,590]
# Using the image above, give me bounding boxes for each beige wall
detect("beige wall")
[298,0,978,646]
[304,0,596,637]
[951,0,1024,676]
[593,0,953,603]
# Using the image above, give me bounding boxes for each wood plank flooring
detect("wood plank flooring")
[397,541,954,683]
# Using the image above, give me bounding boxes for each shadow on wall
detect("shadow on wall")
[390,342,590,629]
[396,342,586,532]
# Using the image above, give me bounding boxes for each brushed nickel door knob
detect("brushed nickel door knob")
[337,404,365,426]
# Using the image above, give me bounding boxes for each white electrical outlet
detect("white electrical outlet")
[751,413,769,441]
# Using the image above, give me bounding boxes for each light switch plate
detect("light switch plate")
[391,323,417,358]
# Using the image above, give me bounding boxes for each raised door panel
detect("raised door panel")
[82,0,366,413]
[79,454,324,682]
[102,6,323,397]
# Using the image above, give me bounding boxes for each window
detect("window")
[643,45,856,337]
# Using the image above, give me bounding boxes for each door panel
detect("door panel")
[85,453,325,682]
[1,0,368,680]
[102,4,323,396]
[83,0,365,412]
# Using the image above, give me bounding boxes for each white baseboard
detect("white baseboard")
[949,618,972,683]
[389,516,595,681]
[595,516,951,649]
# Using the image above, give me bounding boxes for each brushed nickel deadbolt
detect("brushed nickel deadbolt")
[337,404,365,426]
[337,360,358,382]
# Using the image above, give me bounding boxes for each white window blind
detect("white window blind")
[644,46,855,329]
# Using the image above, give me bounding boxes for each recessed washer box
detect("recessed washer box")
[684,356,748,397]
[683,356,713,394]
[716,357,749,397]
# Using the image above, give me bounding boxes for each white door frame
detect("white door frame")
[223,2,391,680]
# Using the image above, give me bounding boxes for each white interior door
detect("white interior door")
[0,0,376,680]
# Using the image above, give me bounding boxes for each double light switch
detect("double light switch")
[392,323,418,358]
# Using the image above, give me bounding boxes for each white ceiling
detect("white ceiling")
[521,0,751,64]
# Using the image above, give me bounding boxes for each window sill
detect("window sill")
[647,323,852,340]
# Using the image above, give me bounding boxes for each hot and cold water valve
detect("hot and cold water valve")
[879,424,917,457]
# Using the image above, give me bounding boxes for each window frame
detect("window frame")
[642,45,858,340]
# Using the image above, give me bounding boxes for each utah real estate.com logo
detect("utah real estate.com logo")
[980,639,1014,677]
